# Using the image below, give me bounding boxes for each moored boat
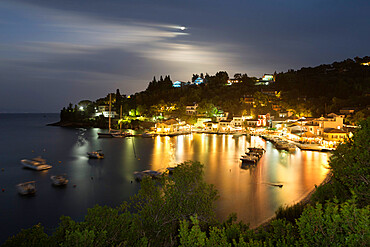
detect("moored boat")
[240,155,257,164]
[97,132,113,138]
[21,157,52,171]
[142,132,154,138]
[247,147,265,154]
[17,181,36,195]
[87,150,104,159]
[51,175,69,186]
[296,143,325,151]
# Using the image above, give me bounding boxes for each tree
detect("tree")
[131,161,219,246]
[329,117,370,206]
[296,199,369,246]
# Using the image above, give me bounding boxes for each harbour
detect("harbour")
[0,113,329,243]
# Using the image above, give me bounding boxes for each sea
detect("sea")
[0,113,330,243]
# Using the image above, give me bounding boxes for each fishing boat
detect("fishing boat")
[21,157,52,171]
[50,175,69,186]
[17,181,36,195]
[87,150,104,159]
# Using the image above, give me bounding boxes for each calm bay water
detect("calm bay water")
[0,114,329,243]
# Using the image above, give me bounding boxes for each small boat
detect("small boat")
[17,181,36,195]
[51,175,69,186]
[111,131,130,138]
[142,132,154,138]
[247,147,265,154]
[267,183,283,188]
[296,143,324,151]
[242,153,259,161]
[97,132,113,138]
[240,156,257,164]
[21,157,52,171]
[87,150,104,159]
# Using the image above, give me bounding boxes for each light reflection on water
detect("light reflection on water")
[0,115,329,242]
[150,134,329,227]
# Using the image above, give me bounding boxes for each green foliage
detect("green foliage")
[274,202,305,223]
[296,199,369,246]
[329,117,370,206]
[179,216,207,247]
[3,223,48,247]
[131,161,219,246]
[310,178,351,205]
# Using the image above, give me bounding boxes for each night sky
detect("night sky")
[1,0,369,112]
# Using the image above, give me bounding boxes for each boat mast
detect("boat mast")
[109,94,111,132]
[120,105,122,133]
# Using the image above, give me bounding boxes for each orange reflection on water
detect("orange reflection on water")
[149,134,329,227]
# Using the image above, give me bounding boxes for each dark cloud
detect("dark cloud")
[1,0,369,112]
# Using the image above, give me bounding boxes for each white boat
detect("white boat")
[17,181,36,195]
[87,150,104,159]
[21,157,52,171]
[51,175,69,186]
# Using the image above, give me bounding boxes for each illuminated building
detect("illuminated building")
[194,77,204,85]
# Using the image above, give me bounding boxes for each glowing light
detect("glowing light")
[180,26,186,31]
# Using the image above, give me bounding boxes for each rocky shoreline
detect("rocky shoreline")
[47,121,95,128]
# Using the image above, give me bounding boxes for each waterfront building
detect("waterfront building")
[195,118,212,128]
[94,105,118,118]
[155,119,179,134]
[245,119,258,127]
[322,128,348,147]
[219,120,233,132]
[323,128,348,142]
[204,121,219,131]
[257,114,270,127]
[313,116,344,135]
[304,123,321,136]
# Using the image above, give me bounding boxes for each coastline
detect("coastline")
[254,172,333,230]
[47,121,94,128]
